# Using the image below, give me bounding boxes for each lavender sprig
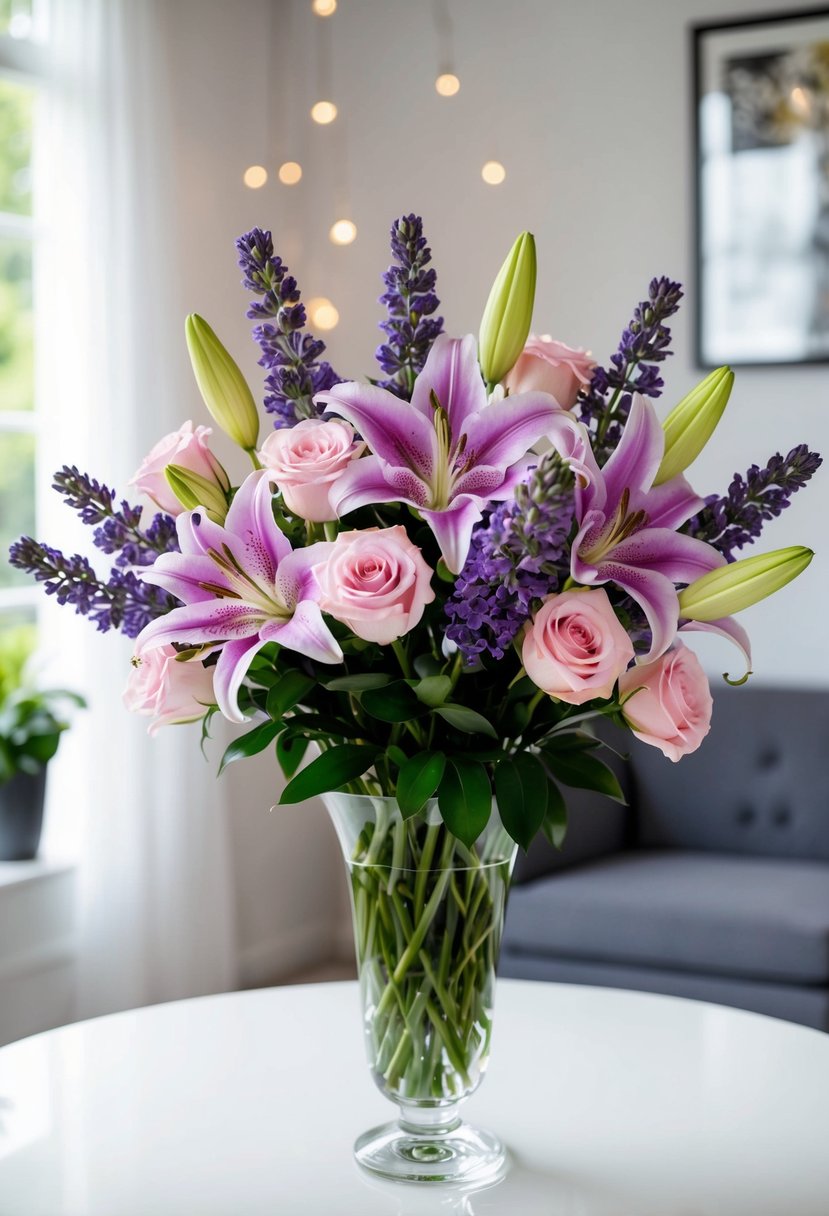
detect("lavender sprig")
[236,228,339,428]
[579,277,683,458]
[687,445,822,560]
[52,466,178,568]
[375,215,444,399]
[8,539,175,637]
[445,453,575,663]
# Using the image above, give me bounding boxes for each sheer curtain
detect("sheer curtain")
[37,0,238,1017]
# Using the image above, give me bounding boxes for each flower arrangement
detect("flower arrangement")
[9,213,821,1180]
[10,214,819,849]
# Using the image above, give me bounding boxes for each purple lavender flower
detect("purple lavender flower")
[8,538,175,637]
[235,228,339,428]
[687,445,822,560]
[445,452,575,663]
[52,466,178,568]
[579,277,683,459]
[375,215,444,399]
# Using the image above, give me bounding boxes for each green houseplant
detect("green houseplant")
[0,627,85,861]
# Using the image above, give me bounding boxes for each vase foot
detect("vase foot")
[354,1119,508,1185]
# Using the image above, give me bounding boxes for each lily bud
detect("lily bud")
[479,231,537,386]
[654,366,734,486]
[165,463,229,524]
[185,314,260,452]
[678,546,813,622]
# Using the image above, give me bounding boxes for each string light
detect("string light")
[307,298,340,330]
[311,100,338,125]
[243,165,268,189]
[329,219,357,245]
[278,161,303,185]
[435,73,460,97]
[312,0,337,14]
[481,160,506,186]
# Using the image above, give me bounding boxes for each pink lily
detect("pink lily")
[317,334,566,573]
[134,470,341,723]
[566,394,726,661]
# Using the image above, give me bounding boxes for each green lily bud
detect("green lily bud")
[165,463,229,523]
[185,314,260,452]
[479,231,537,386]
[678,546,813,622]
[653,366,734,486]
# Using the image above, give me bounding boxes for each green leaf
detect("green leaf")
[542,729,600,752]
[265,671,316,721]
[386,745,408,769]
[542,747,626,804]
[361,682,425,723]
[397,751,446,819]
[219,719,281,775]
[412,675,452,708]
[279,744,378,804]
[434,705,498,739]
[283,712,363,739]
[494,753,548,850]
[276,733,309,780]
[20,731,61,766]
[438,758,492,846]
[413,654,443,679]
[324,673,390,692]
[541,780,568,849]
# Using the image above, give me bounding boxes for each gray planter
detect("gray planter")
[0,768,47,861]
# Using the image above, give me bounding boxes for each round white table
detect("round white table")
[0,979,827,1215]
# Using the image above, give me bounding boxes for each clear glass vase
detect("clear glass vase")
[324,791,517,1185]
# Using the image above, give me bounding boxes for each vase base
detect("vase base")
[354,1118,508,1185]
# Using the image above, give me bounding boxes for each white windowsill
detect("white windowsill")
[0,856,76,890]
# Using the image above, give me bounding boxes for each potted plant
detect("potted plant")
[0,626,85,861]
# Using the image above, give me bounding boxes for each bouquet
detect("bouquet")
[10,213,821,1181]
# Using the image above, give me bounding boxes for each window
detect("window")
[0,0,43,632]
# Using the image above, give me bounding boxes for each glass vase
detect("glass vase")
[323,791,517,1185]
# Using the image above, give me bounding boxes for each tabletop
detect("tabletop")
[0,978,827,1215]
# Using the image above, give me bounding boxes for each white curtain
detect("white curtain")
[37,0,238,1017]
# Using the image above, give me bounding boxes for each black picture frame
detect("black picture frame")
[693,7,829,368]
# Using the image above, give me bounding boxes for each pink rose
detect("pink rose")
[504,335,596,410]
[316,527,435,645]
[129,421,229,516]
[522,589,634,705]
[618,643,712,762]
[123,645,215,736]
[258,419,365,522]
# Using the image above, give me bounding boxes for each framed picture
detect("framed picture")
[694,7,829,366]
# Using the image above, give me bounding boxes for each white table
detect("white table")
[0,979,827,1215]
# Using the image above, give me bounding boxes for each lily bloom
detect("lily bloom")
[134,470,341,722]
[567,394,725,661]
[317,334,565,573]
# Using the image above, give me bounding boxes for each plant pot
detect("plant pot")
[324,791,517,1185]
[0,767,47,861]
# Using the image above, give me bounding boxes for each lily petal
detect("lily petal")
[460,391,562,470]
[275,542,336,610]
[261,599,343,665]
[644,473,705,530]
[136,599,263,655]
[602,562,679,662]
[329,455,428,516]
[609,528,726,584]
[421,496,484,574]
[213,636,268,723]
[223,469,292,580]
[140,553,233,605]
[410,334,486,431]
[600,394,665,509]
[680,616,753,683]
[317,382,437,480]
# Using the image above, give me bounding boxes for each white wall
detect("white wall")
[279,0,827,687]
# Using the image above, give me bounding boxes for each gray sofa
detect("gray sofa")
[500,687,829,1030]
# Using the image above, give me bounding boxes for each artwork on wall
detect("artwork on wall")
[694,7,829,366]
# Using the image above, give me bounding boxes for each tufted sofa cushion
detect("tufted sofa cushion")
[631,687,829,862]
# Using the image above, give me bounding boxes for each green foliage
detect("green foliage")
[437,758,492,847]
[396,751,446,819]
[494,753,548,851]
[279,744,379,805]
[0,626,85,784]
